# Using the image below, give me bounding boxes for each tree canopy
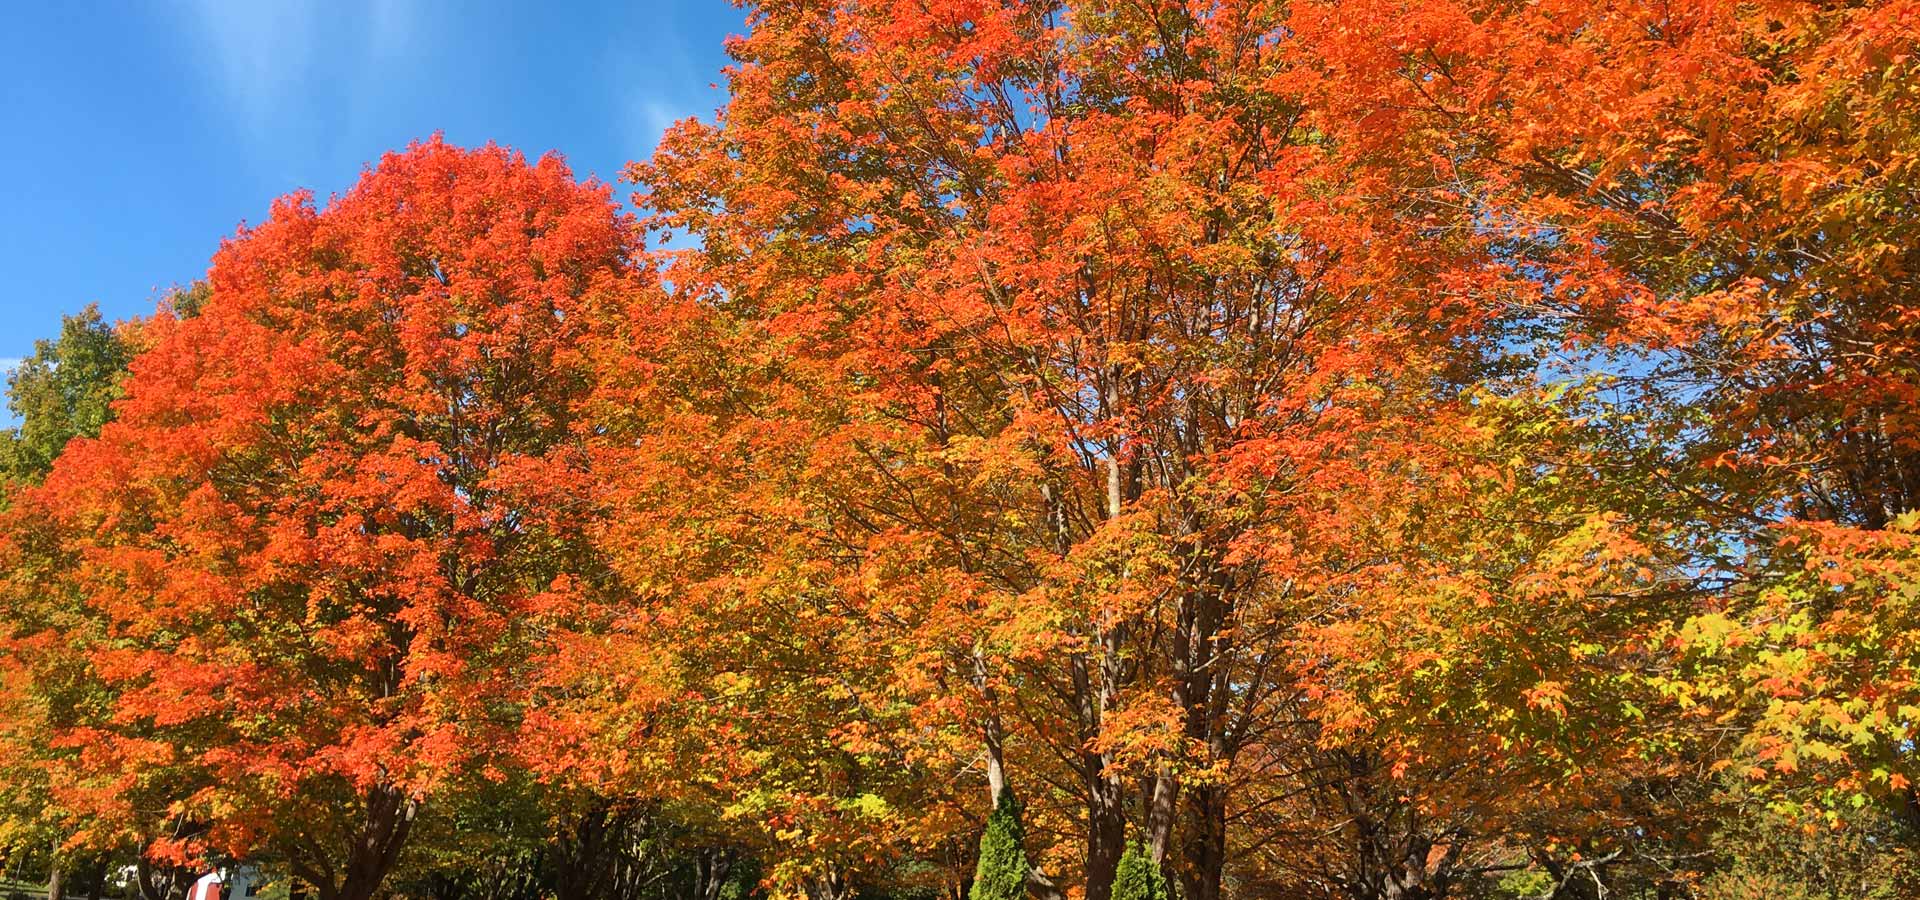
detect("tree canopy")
[5,3,1920,900]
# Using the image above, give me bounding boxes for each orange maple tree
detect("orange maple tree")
[3,138,649,900]
[1283,0,1920,827]
[627,0,1527,896]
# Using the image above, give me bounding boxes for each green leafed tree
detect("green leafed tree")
[969,793,1029,900]
[0,304,134,483]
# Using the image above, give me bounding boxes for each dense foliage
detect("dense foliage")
[4,2,1920,900]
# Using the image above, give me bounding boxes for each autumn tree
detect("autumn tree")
[0,305,136,484]
[1276,0,1920,837]
[0,301,173,900]
[6,138,649,900]
[1187,5,1920,895]
[634,0,1507,897]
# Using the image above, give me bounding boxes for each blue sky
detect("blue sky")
[0,0,743,369]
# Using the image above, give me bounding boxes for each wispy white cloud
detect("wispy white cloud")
[180,0,322,132]
[628,97,686,156]
[174,0,416,141]
[604,5,711,169]
[0,358,23,374]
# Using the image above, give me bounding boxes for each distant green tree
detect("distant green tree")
[969,793,1029,900]
[165,281,209,319]
[1110,844,1168,900]
[0,304,133,482]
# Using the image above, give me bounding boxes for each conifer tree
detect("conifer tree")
[969,793,1029,900]
[1111,844,1169,900]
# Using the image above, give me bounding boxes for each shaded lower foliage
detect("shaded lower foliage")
[390,799,760,900]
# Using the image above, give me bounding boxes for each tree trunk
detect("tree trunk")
[553,806,623,900]
[1083,784,1127,900]
[135,854,188,900]
[972,647,1009,807]
[1144,771,1177,866]
[1178,784,1228,900]
[800,873,844,900]
[342,788,417,900]
[46,864,66,900]
[1078,632,1128,900]
[297,786,418,900]
[1170,545,1247,900]
[1332,755,1460,900]
[139,818,206,900]
[84,859,107,900]
[694,849,733,900]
